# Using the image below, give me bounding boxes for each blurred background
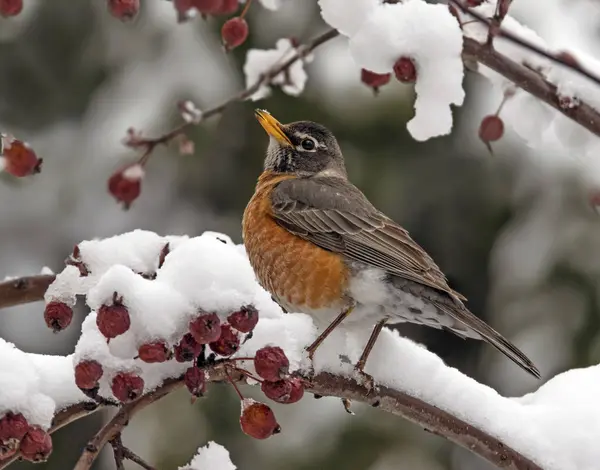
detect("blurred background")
[1,0,600,469]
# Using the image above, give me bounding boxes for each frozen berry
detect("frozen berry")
[393,57,417,83]
[107,0,140,21]
[0,412,29,458]
[189,312,221,344]
[221,17,248,50]
[240,400,280,440]
[20,426,52,462]
[1,137,42,177]
[111,372,144,402]
[261,378,304,404]
[479,115,504,142]
[361,69,391,94]
[138,341,171,363]
[108,163,143,209]
[96,298,131,339]
[215,0,238,14]
[466,0,484,6]
[0,0,22,18]
[209,324,240,356]
[227,305,258,333]
[184,366,206,398]
[43,301,73,333]
[174,333,203,362]
[254,346,289,382]
[74,360,104,390]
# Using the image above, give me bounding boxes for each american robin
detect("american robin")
[243,109,540,381]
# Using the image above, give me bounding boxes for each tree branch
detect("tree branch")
[0,365,540,470]
[127,28,340,157]
[0,275,55,310]
[463,37,600,137]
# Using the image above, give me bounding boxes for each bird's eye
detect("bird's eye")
[301,138,316,151]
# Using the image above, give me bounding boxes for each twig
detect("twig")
[110,434,126,470]
[463,37,600,137]
[452,0,600,88]
[127,28,340,158]
[110,434,156,470]
[0,274,55,310]
[72,378,184,470]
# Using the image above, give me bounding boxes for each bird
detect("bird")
[242,109,541,382]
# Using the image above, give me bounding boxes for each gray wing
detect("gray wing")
[271,176,541,379]
[270,176,465,301]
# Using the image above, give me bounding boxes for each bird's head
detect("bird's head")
[255,109,347,178]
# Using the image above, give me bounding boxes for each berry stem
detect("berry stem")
[240,0,253,19]
[225,366,245,400]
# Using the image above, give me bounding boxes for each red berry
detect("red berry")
[261,378,304,404]
[1,138,42,177]
[0,412,29,458]
[221,17,248,50]
[174,333,203,362]
[19,426,52,463]
[74,360,104,390]
[194,0,223,13]
[227,305,259,333]
[96,299,131,339]
[0,0,22,17]
[393,57,417,83]
[214,0,238,14]
[254,346,289,382]
[43,301,73,333]
[107,0,140,21]
[466,0,484,6]
[138,341,171,363]
[479,115,504,142]
[184,366,206,397]
[240,400,280,440]
[361,69,391,94]
[209,324,240,357]
[111,372,144,402]
[108,163,143,209]
[189,312,221,344]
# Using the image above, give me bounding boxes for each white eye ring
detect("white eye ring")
[297,137,318,152]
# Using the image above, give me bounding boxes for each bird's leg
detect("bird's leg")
[354,319,386,392]
[305,305,355,363]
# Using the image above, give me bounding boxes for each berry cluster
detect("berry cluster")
[361,57,417,94]
[238,345,306,440]
[0,412,52,462]
[0,135,42,178]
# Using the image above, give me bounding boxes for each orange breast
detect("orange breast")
[242,172,349,311]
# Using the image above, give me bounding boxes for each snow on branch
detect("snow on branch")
[0,230,598,470]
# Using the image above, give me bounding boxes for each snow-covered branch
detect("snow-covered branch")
[0,231,598,470]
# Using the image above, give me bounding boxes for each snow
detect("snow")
[0,339,85,429]
[318,0,380,37]
[3,229,600,469]
[179,441,236,470]
[319,0,464,141]
[243,39,310,101]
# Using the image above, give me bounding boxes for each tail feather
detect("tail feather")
[433,301,541,379]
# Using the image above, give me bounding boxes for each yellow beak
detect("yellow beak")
[255,109,293,147]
